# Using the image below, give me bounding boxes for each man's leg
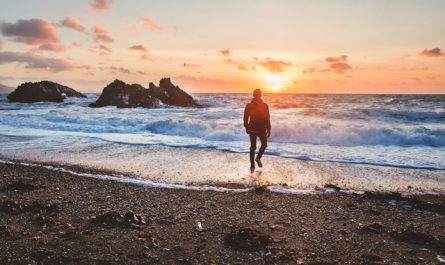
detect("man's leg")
[249,134,257,169]
[257,133,268,160]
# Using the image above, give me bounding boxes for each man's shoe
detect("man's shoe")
[255,157,263,168]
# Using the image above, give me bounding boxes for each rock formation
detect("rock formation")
[89,79,159,108]
[90,78,201,108]
[148,78,202,108]
[7,81,86,103]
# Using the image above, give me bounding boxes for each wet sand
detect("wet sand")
[1,161,444,264]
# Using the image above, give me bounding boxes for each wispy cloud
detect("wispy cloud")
[182,63,201,68]
[90,0,112,12]
[325,55,352,74]
[140,17,162,31]
[418,47,444,57]
[39,43,66,52]
[92,24,113,42]
[59,16,85,32]
[1,19,58,45]
[128,44,148,52]
[256,58,292,73]
[302,55,352,74]
[0,51,90,72]
[220,48,231,57]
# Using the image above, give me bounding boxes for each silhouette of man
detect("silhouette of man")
[244,89,271,170]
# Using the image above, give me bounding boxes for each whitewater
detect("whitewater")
[1,93,444,169]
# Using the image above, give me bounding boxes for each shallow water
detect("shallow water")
[1,93,444,169]
[0,93,444,193]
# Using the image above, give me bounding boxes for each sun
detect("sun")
[263,73,287,92]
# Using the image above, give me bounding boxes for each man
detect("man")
[243,89,271,170]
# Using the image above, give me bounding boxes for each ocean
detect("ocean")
[1,93,444,169]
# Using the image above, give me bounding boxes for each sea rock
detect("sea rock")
[7,81,86,103]
[148,78,202,108]
[89,79,159,108]
[223,228,273,251]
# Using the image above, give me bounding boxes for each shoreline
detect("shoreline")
[1,161,444,264]
[1,136,444,194]
[1,158,444,196]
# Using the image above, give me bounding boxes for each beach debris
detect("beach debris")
[324,184,341,192]
[224,228,273,252]
[91,210,145,229]
[358,223,385,234]
[391,229,445,253]
[197,221,203,231]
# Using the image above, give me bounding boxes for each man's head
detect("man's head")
[253,89,262,98]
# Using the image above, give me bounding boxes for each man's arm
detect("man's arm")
[243,104,249,130]
[266,104,271,137]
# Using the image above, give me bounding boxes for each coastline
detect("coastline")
[1,161,444,264]
[1,135,444,194]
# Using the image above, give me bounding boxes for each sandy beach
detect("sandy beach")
[1,160,444,264]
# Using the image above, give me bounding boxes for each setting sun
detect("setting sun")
[263,72,288,92]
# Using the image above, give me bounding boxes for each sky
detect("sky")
[0,0,444,93]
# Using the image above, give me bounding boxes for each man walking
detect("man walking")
[243,89,271,170]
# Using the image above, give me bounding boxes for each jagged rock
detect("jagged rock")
[148,78,202,108]
[89,79,159,108]
[7,81,86,103]
[223,228,273,251]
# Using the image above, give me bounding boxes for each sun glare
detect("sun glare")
[263,73,287,92]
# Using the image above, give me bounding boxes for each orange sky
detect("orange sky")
[0,0,444,93]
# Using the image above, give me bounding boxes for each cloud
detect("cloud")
[60,16,85,32]
[140,54,150,60]
[220,48,231,57]
[39,43,66,52]
[302,55,352,74]
[329,62,352,74]
[325,55,352,74]
[225,58,249,70]
[301,67,330,74]
[1,19,58,45]
[109,66,132,74]
[140,17,162,31]
[99,44,111,53]
[418,48,444,57]
[182,63,201,68]
[257,58,292,73]
[0,51,90,72]
[90,0,112,12]
[325,55,348,63]
[92,24,113,42]
[128,44,148,52]
[219,48,252,71]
